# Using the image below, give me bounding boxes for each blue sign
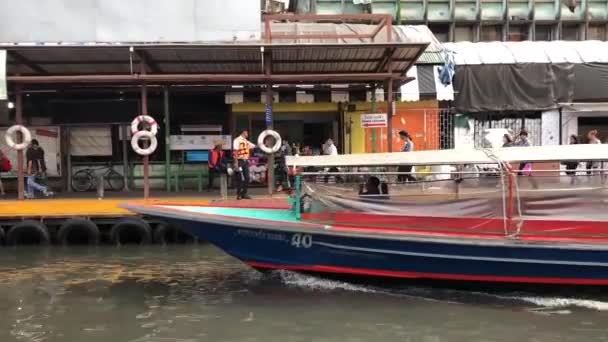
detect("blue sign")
[265,104,272,125]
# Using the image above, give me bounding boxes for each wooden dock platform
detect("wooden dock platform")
[0,190,290,219]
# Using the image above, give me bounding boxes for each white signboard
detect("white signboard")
[170,135,232,151]
[0,50,6,100]
[361,113,388,128]
[0,126,61,176]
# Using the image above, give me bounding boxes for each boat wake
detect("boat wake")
[274,270,608,312]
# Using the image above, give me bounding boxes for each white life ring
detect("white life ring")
[257,129,282,154]
[5,125,32,151]
[131,115,158,136]
[131,130,158,156]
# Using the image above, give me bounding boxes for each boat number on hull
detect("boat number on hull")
[291,233,312,248]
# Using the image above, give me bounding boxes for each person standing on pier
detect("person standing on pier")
[233,129,256,200]
[0,149,8,196]
[25,139,53,198]
[397,130,416,183]
[207,140,227,191]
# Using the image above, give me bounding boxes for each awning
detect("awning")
[559,102,608,112]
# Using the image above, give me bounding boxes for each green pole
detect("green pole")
[370,86,377,153]
[163,86,171,192]
[396,0,402,24]
[295,175,301,220]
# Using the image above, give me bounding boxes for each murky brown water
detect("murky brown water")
[2,245,608,342]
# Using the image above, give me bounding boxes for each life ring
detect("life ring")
[131,115,158,136]
[110,218,152,245]
[257,129,282,154]
[131,130,158,156]
[6,220,50,246]
[57,219,100,245]
[5,125,32,151]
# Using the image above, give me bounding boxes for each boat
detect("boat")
[121,144,608,286]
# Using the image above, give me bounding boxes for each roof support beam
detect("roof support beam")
[8,51,48,74]
[8,73,412,85]
[135,49,162,73]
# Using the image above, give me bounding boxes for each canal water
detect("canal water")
[2,245,608,342]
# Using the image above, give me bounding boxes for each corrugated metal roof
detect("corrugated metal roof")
[269,23,445,64]
[443,41,608,65]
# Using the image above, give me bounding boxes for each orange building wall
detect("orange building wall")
[350,100,440,153]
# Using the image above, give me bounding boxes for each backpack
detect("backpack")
[1,157,11,172]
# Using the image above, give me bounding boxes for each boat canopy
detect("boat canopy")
[286,144,608,167]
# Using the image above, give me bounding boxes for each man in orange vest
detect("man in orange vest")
[233,129,256,200]
[207,140,227,191]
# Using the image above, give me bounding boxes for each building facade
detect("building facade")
[306,0,608,42]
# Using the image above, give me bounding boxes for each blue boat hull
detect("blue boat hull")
[156,215,608,286]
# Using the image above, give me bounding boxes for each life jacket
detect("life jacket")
[235,137,250,160]
[208,149,224,168]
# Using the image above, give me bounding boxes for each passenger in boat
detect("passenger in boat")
[563,135,580,180]
[397,131,417,183]
[359,176,381,196]
[586,130,602,175]
[515,130,539,189]
[515,129,531,172]
[207,140,227,191]
[502,133,514,147]
[380,182,390,199]
[233,129,256,200]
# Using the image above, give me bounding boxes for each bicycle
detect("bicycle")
[71,163,125,192]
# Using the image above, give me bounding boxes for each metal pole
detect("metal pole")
[371,85,377,153]
[15,86,24,200]
[387,79,394,153]
[264,49,274,196]
[164,86,171,192]
[558,107,563,145]
[121,124,129,191]
[141,82,150,199]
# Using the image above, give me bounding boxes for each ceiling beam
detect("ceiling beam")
[8,51,48,74]
[8,73,413,85]
[134,49,162,73]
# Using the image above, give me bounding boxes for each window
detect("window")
[534,24,554,41]
[561,24,582,41]
[428,24,450,42]
[508,25,529,41]
[480,25,503,41]
[455,25,475,42]
[587,25,607,40]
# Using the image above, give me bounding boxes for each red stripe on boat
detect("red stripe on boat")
[246,261,608,285]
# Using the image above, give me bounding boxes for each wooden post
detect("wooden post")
[15,86,24,200]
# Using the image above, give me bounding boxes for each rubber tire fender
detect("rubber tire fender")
[57,219,100,245]
[6,220,50,246]
[110,218,152,245]
[153,222,175,245]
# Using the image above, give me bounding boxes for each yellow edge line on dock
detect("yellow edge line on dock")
[0,197,212,218]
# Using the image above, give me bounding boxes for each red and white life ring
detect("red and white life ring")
[131,130,158,156]
[4,125,32,151]
[131,115,158,136]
